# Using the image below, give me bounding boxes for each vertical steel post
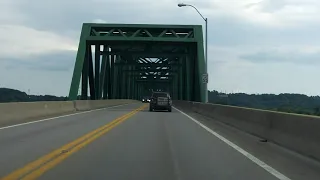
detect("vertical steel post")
[81,49,89,100]
[95,44,101,99]
[88,45,95,100]
[205,18,208,103]
[100,45,107,99]
[110,55,115,98]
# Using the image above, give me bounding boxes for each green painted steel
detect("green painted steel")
[69,23,206,102]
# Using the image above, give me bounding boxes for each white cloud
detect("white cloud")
[0,0,26,24]
[0,25,77,59]
[0,61,73,96]
[210,59,320,96]
[206,0,320,27]
[92,19,107,23]
[207,44,320,95]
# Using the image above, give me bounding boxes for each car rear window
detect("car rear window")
[152,93,168,97]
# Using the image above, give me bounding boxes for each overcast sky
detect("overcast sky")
[0,0,320,96]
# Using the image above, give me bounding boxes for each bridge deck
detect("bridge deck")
[0,103,319,180]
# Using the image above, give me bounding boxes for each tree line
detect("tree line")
[208,90,320,116]
[0,88,67,102]
[1,88,320,116]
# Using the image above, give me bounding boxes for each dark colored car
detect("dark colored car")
[149,92,172,112]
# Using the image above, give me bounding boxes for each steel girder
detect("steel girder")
[69,23,206,102]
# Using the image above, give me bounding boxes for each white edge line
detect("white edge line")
[0,103,136,130]
[173,106,292,180]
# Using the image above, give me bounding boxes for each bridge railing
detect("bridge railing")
[0,99,138,128]
[173,100,320,162]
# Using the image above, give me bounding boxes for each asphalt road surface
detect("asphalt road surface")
[0,103,303,180]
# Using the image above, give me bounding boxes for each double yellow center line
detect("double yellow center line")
[1,104,147,180]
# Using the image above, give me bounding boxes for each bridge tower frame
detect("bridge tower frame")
[68,23,206,102]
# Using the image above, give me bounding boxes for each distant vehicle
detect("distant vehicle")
[141,96,150,103]
[149,92,172,112]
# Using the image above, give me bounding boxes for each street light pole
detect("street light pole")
[205,17,208,103]
[178,3,208,103]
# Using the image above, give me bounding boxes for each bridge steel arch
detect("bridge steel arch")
[68,23,206,102]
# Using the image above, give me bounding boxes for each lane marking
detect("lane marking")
[0,103,138,130]
[163,119,182,180]
[173,107,292,180]
[1,104,147,180]
[22,110,141,180]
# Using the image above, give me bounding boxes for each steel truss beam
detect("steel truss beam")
[69,23,206,102]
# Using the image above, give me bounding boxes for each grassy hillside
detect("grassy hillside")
[0,88,67,103]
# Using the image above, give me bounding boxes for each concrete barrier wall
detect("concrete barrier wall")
[173,100,320,161]
[74,99,137,111]
[0,101,75,126]
[0,99,138,127]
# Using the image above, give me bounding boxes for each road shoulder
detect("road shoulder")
[176,108,320,180]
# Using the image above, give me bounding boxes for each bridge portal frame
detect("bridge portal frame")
[68,23,206,102]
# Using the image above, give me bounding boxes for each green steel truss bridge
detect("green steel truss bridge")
[69,23,206,102]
